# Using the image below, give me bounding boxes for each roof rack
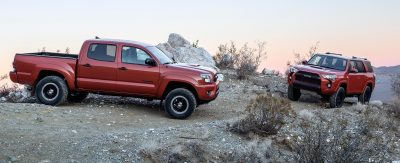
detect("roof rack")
[352,56,368,60]
[325,52,342,56]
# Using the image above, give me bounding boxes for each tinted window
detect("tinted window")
[88,44,116,62]
[307,55,347,71]
[364,61,374,72]
[122,46,152,65]
[349,61,366,73]
[355,61,366,73]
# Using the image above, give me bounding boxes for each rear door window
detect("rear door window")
[87,44,116,62]
[355,61,366,73]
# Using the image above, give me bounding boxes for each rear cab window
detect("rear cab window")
[87,44,116,62]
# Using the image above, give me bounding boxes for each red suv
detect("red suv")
[287,52,375,108]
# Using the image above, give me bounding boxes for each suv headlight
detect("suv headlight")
[200,74,212,83]
[289,67,299,73]
[322,74,337,81]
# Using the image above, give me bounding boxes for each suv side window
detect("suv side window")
[364,61,374,72]
[88,44,116,62]
[355,61,366,73]
[121,46,152,65]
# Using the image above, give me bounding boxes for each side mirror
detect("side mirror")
[145,58,157,66]
[301,60,308,65]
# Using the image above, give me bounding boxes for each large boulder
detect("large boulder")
[156,33,217,70]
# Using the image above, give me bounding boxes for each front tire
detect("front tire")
[329,87,345,108]
[35,76,68,106]
[358,86,372,104]
[288,85,301,101]
[164,88,197,119]
[67,92,89,103]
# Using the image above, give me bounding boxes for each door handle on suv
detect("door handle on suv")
[82,63,91,67]
[118,67,127,71]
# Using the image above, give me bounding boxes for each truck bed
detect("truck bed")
[18,52,78,59]
[11,53,78,89]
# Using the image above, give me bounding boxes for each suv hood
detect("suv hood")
[295,65,345,75]
[167,63,217,75]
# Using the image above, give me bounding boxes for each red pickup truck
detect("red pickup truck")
[9,39,222,119]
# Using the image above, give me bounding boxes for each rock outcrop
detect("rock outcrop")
[157,33,217,70]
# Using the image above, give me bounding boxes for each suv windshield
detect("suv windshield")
[146,46,173,64]
[307,54,347,71]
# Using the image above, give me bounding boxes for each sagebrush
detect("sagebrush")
[228,93,293,136]
[214,41,267,79]
[0,74,18,98]
[289,107,393,163]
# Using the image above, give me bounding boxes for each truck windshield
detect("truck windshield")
[147,46,173,64]
[307,54,347,71]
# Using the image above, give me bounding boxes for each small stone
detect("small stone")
[71,130,78,134]
[35,117,44,122]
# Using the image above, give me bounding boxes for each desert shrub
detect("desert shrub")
[140,141,211,163]
[0,75,18,98]
[286,42,319,74]
[391,73,400,97]
[213,41,238,69]
[228,93,293,136]
[214,41,267,79]
[390,97,400,118]
[289,109,392,163]
[390,74,400,118]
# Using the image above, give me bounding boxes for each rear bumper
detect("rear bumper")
[9,71,18,83]
[196,82,219,101]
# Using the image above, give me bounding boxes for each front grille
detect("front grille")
[295,71,321,85]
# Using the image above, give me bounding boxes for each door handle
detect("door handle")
[119,67,127,70]
[82,63,91,67]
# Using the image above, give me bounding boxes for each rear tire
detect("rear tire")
[329,87,345,108]
[67,92,89,103]
[358,86,372,104]
[35,76,68,106]
[288,85,301,101]
[164,88,196,119]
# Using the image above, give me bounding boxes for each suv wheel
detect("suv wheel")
[329,87,345,108]
[288,85,301,101]
[164,88,197,119]
[67,92,89,103]
[358,86,372,104]
[35,76,68,106]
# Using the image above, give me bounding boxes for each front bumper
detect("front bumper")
[288,72,337,95]
[196,81,220,101]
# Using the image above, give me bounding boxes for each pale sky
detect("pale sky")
[1,0,399,75]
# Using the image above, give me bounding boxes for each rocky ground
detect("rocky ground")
[0,71,399,163]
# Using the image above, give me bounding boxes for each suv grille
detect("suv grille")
[295,71,321,85]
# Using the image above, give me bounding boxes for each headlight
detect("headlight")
[322,74,337,81]
[289,67,299,73]
[200,74,212,83]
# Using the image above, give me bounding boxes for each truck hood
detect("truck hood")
[167,63,217,75]
[294,65,345,75]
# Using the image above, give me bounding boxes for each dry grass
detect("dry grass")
[228,93,294,136]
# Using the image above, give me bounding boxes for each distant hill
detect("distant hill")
[374,65,400,74]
